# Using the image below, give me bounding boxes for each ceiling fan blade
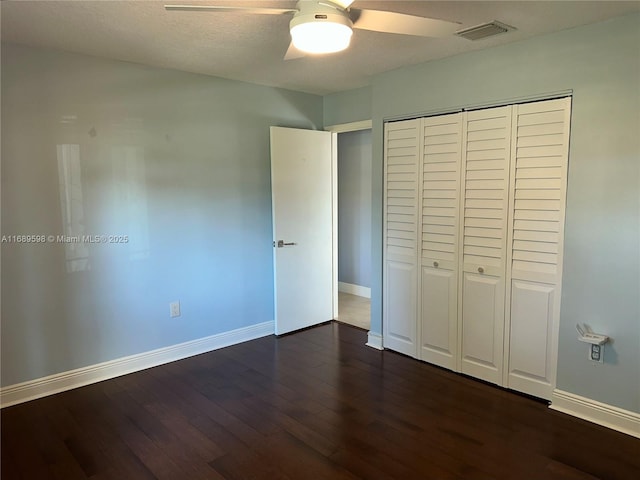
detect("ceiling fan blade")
[329,0,354,8]
[164,5,297,15]
[351,8,460,37]
[284,41,306,61]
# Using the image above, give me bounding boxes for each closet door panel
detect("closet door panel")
[383,119,420,357]
[419,113,461,368]
[506,97,571,399]
[460,106,512,383]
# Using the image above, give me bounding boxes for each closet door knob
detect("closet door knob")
[478,267,484,274]
[433,261,439,268]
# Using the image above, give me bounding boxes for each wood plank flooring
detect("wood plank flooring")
[2,322,639,479]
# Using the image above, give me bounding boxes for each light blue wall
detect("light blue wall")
[326,14,640,413]
[338,130,372,288]
[323,86,371,126]
[1,44,323,386]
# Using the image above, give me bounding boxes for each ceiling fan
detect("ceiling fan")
[165,0,461,59]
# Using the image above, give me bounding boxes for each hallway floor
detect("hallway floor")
[336,292,370,330]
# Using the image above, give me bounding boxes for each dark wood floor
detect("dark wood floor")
[2,322,639,480]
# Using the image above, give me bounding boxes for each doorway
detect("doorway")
[335,127,372,330]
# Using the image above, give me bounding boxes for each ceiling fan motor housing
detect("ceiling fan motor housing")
[290,1,354,54]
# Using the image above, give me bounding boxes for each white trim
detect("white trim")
[550,389,640,439]
[332,132,339,320]
[324,119,372,133]
[383,90,573,123]
[366,331,384,350]
[1,321,274,408]
[338,281,371,298]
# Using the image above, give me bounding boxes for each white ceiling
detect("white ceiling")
[2,1,639,95]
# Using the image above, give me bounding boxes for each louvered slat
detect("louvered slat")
[510,98,570,283]
[462,107,511,277]
[421,114,462,268]
[384,119,421,358]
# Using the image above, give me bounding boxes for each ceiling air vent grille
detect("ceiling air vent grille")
[456,21,514,41]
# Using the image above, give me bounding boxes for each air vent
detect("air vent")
[456,21,515,41]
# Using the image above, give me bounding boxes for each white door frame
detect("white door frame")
[324,120,373,321]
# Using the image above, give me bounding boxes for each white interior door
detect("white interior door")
[270,126,334,335]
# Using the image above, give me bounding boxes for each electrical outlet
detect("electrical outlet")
[170,301,181,318]
[589,343,603,363]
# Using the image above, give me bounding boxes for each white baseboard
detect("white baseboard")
[366,331,384,350]
[1,321,274,409]
[550,389,640,439]
[338,282,371,299]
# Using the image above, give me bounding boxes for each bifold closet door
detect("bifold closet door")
[459,106,512,385]
[505,97,571,400]
[419,114,462,369]
[383,119,420,357]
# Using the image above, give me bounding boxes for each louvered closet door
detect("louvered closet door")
[506,97,571,399]
[383,119,420,357]
[460,106,512,385]
[419,114,462,369]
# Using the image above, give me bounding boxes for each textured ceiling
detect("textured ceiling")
[2,1,639,95]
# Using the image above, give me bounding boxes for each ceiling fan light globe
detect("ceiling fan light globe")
[290,21,353,54]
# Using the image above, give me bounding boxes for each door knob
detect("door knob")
[477,267,484,274]
[433,261,439,268]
